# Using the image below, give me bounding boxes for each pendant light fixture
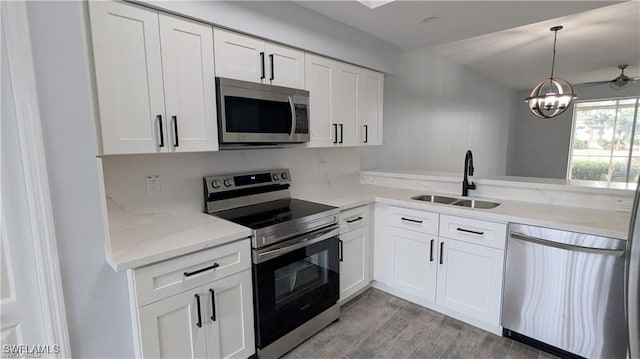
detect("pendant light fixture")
[525,26,577,119]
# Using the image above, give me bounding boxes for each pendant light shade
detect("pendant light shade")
[525,26,577,119]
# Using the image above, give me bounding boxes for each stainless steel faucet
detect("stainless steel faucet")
[462,150,476,196]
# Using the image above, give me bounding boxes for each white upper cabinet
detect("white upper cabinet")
[265,42,305,89]
[89,2,218,154]
[360,70,384,146]
[304,53,384,148]
[159,14,218,152]
[214,29,305,89]
[213,29,265,84]
[335,63,361,146]
[89,1,165,154]
[305,54,337,147]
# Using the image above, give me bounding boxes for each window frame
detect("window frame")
[566,95,640,187]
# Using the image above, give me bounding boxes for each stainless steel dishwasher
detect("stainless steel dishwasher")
[503,223,627,358]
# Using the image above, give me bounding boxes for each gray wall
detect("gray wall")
[360,48,517,177]
[507,82,640,178]
[27,2,134,357]
[141,0,400,74]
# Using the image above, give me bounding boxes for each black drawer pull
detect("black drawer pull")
[269,54,274,81]
[333,124,338,144]
[260,52,265,79]
[172,115,179,147]
[430,239,434,262]
[363,125,368,143]
[339,124,344,144]
[346,216,363,224]
[195,293,202,328]
[439,242,444,265]
[338,239,344,262]
[401,217,423,224]
[209,288,216,322]
[183,263,220,277]
[456,227,484,236]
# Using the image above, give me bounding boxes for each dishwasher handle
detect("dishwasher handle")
[510,231,625,257]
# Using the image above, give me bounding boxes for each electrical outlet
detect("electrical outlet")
[616,199,634,212]
[361,176,376,185]
[146,176,161,197]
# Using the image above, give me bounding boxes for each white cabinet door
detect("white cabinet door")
[360,69,383,146]
[388,227,437,302]
[436,237,504,325]
[159,14,218,152]
[334,63,361,146]
[213,28,265,84]
[205,271,255,359]
[88,1,166,154]
[305,54,337,147]
[138,287,207,359]
[265,43,305,89]
[340,226,370,301]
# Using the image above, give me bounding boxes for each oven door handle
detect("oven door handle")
[288,96,296,139]
[254,227,340,264]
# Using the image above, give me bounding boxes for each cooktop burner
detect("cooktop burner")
[213,198,336,230]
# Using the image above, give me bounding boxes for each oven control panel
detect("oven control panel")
[204,169,291,194]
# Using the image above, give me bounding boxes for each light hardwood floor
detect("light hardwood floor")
[284,288,557,359]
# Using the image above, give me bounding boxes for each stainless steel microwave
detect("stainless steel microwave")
[216,77,310,146]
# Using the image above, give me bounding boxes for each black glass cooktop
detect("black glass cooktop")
[212,198,337,230]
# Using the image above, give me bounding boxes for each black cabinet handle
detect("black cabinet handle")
[339,124,344,144]
[157,115,164,148]
[172,115,179,147]
[456,227,484,236]
[401,217,423,224]
[183,263,220,277]
[338,239,344,262]
[430,239,434,262]
[269,54,274,81]
[333,124,338,144]
[363,125,368,143]
[209,288,216,322]
[346,216,363,224]
[439,242,444,265]
[195,293,202,328]
[260,52,265,79]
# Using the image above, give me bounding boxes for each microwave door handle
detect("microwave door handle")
[288,96,296,139]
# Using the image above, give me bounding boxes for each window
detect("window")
[568,97,640,188]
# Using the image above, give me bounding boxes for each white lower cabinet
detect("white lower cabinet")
[130,239,255,359]
[436,237,504,325]
[339,205,372,302]
[388,228,437,303]
[373,204,506,334]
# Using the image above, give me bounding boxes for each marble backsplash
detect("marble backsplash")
[101,147,362,215]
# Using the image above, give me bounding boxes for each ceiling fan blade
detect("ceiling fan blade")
[582,80,610,86]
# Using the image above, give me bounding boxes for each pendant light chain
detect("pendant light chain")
[550,28,558,79]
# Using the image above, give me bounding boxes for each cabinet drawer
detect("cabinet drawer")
[133,239,251,306]
[388,206,439,235]
[439,215,506,249]
[340,205,370,233]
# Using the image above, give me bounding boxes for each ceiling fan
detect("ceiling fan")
[584,64,640,90]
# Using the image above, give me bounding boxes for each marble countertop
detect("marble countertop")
[106,200,251,271]
[105,178,631,272]
[296,184,631,240]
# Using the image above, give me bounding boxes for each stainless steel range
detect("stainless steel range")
[203,169,340,359]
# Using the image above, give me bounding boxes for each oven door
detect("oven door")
[216,78,310,144]
[252,226,339,349]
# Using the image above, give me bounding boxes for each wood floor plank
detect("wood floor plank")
[282,288,557,359]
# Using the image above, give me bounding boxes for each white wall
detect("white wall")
[102,147,361,215]
[507,82,640,178]
[360,48,517,176]
[141,0,400,74]
[26,2,134,357]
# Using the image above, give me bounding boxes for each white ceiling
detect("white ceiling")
[295,0,640,89]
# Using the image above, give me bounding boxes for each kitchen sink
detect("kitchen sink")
[451,199,501,209]
[411,194,458,204]
[411,194,501,209]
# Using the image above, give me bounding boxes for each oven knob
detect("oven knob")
[211,180,221,189]
[273,173,280,180]
[281,172,289,180]
[223,179,233,187]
